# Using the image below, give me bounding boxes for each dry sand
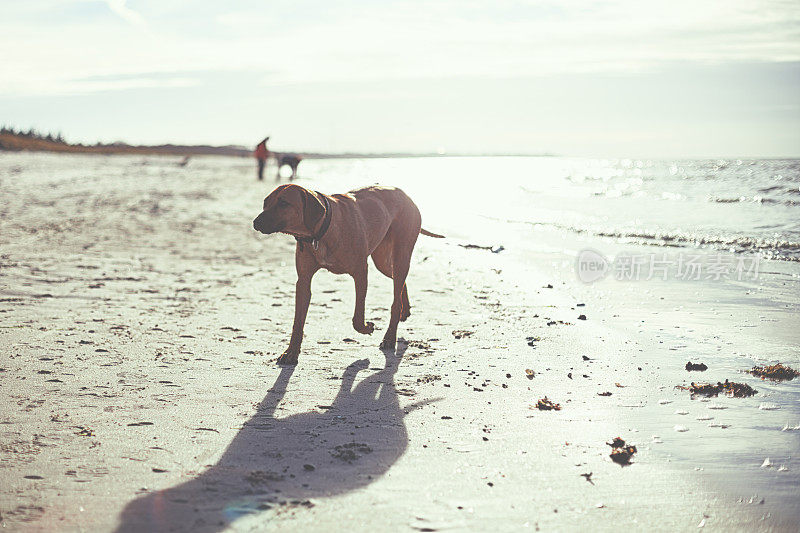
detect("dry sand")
[0,153,794,531]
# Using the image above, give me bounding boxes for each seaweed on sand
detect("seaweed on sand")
[607,437,637,466]
[534,397,561,411]
[677,379,757,398]
[747,363,799,382]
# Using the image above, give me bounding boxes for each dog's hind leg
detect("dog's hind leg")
[351,264,375,335]
[379,225,419,351]
[400,284,411,321]
[371,239,410,321]
[379,250,409,351]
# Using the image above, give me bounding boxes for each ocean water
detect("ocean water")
[300,156,800,261]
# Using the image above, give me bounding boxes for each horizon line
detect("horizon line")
[1,129,798,160]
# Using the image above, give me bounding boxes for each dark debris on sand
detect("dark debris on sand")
[535,397,561,411]
[685,361,708,371]
[607,437,637,466]
[458,243,504,253]
[416,374,441,384]
[74,426,95,437]
[678,379,757,398]
[331,443,372,463]
[245,470,285,484]
[747,363,799,382]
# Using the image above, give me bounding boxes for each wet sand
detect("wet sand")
[0,153,797,531]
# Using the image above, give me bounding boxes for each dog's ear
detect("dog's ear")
[262,184,284,209]
[301,189,325,234]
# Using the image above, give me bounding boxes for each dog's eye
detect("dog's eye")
[277,199,288,207]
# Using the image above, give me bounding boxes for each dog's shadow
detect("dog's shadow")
[114,344,427,532]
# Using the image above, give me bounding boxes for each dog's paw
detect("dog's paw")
[353,321,375,335]
[276,348,299,365]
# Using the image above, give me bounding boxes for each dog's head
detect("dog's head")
[253,184,325,237]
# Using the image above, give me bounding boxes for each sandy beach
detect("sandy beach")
[1,153,798,532]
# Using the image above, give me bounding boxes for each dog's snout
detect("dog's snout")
[253,211,279,234]
[253,212,266,233]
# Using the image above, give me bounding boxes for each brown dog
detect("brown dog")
[253,184,444,364]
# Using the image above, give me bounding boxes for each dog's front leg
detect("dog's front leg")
[351,264,374,335]
[277,257,318,365]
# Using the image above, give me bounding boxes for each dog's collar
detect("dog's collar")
[295,191,331,251]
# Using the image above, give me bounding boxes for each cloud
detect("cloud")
[1,0,799,97]
[105,0,145,27]
[1,74,199,97]
[62,75,197,94]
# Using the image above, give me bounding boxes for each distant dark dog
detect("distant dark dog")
[275,153,301,180]
[253,184,444,364]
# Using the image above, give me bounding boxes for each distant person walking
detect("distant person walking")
[255,137,269,181]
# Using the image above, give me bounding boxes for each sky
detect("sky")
[1,0,799,157]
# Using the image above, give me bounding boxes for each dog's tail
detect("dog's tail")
[420,228,445,238]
